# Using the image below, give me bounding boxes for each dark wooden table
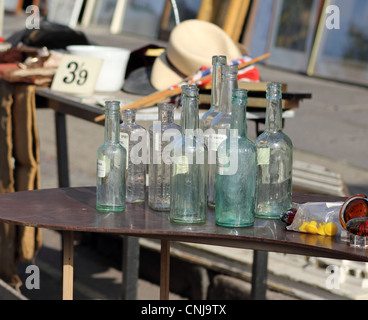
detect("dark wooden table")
[0,187,362,300]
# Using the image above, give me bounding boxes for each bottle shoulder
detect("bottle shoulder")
[255,130,293,147]
[98,142,126,154]
[120,123,146,133]
[218,137,257,153]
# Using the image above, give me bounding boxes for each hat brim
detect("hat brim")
[122,66,157,95]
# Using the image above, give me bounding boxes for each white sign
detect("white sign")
[51,54,103,95]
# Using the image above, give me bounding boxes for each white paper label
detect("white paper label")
[120,132,129,169]
[173,156,189,175]
[51,54,103,95]
[257,148,270,165]
[209,134,227,151]
[97,159,106,178]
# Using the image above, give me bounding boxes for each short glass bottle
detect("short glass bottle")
[215,89,257,227]
[200,55,227,133]
[120,109,147,203]
[148,103,181,211]
[96,101,126,212]
[255,83,293,219]
[170,85,207,224]
[207,64,238,208]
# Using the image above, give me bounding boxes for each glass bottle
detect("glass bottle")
[120,109,147,203]
[215,89,257,227]
[255,83,293,219]
[148,103,181,211]
[207,64,238,208]
[96,101,126,212]
[170,85,207,224]
[200,55,227,132]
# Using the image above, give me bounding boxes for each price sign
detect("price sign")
[51,54,103,95]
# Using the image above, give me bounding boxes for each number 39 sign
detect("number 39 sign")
[51,54,103,95]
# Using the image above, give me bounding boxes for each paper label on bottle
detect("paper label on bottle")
[172,156,189,175]
[114,151,122,169]
[209,134,227,151]
[120,132,129,169]
[97,159,106,178]
[217,155,231,175]
[154,133,161,152]
[257,148,270,165]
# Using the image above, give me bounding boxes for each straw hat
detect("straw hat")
[150,19,245,91]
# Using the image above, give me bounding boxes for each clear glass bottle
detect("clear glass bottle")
[148,103,181,211]
[215,89,257,227]
[255,83,293,219]
[120,109,147,203]
[200,55,227,132]
[207,64,238,208]
[96,101,126,212]
[170,85,207,224]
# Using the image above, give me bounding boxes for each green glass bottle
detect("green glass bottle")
[170,85,207,224]
[96,101,126,212]
[208,64,238,208]
[215,89,257,227]
[255,83,293,219]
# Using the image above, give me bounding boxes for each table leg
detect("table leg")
[54,111,70,188]
[122,236,140,300]
[160,240,170,300]
[251,250,268,300]
[62,231,74,300]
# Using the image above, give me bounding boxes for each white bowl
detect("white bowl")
[66,45,130,92]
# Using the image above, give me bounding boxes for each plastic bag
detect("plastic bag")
[286,202,344,236]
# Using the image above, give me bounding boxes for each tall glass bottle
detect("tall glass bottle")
[215,89,257,227]
[207,64,238,208]
[255,83,293,219]
[96,101,126,212]
[200,55,227,132]
[170,85,207,224]
[149,103,181,211]
[120,109,147,203]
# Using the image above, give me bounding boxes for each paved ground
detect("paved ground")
[1,12,368,300]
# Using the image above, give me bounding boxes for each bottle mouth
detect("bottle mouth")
[181,85,199,98]
[266,83,282,99]
[105,100,121,111]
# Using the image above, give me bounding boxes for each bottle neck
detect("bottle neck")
[211,56,227,111]
[122,109,136,125]
[158,103,175,123]
[105,102,120,143]
[181,85,199,133]
[219,65,238,114]
[230,89,247,138]
[265,84,283,132]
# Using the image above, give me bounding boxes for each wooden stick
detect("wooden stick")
[94,52,270,122]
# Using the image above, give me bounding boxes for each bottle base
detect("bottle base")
[96,204,126,212]
[216,221,254,228]
[170,217,206,225]
[255,212,281,220]
[126,198,145,204]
